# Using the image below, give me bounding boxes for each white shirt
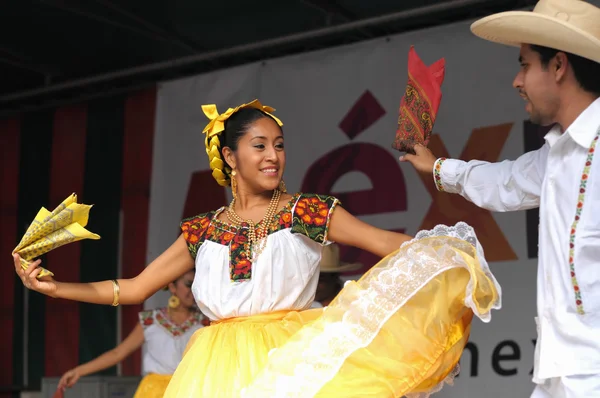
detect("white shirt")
[139,308,204,375]
[433,97,600,380]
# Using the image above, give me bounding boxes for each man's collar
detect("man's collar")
[544,97,600,148]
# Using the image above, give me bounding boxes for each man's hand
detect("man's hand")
[399,144,438,174]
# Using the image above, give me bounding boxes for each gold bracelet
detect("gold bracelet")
[111,279,120,307]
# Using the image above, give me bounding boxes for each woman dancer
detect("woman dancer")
[14,99,500,397]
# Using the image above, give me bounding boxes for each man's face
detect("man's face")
[512,44,561,126]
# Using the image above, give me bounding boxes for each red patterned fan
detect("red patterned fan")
[392,46,445,154]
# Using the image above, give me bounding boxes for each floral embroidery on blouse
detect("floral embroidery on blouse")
[180,212,216,259]
[139,309,154,329]
[153,308,204,337]
[180,193,339,282]
[291,194,340,244]
[229,227,252,281]
[268,206,294,233]
[138,308,203,336]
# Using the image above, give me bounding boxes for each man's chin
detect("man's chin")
[528,117,555,128]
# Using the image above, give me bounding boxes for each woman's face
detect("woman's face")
[225,116,285,193]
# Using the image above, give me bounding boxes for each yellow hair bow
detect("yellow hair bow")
[201,99,283,141]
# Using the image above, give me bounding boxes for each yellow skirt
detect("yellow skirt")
[164,223,501,398]
[133,373,171,398]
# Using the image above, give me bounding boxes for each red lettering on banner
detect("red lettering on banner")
[338,91,386,140]
[302,142,407,272]
[419,124,517,262]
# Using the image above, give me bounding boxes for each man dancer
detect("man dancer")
[401,0,600,396]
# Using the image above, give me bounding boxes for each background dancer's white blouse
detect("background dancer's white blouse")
[139,308,204,375]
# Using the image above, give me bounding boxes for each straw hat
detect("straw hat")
[319,244,362,273]
[470,0,600,64]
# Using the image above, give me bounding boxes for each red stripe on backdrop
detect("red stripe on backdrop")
[120,88,156,376]
[44,104,88,376]
[0,118,20,395]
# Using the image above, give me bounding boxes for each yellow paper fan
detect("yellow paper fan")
[12,193,101,279]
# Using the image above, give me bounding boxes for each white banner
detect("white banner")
[149,17,541,398]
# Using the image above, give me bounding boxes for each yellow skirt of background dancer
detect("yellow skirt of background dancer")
[163,222,501,398]
[133,373,172,398]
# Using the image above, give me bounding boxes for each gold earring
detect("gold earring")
[231,170,238,199]
[278,179,287,193]
[168,295,180,309]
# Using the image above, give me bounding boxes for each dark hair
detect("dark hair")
[530,44,600,96]
[219,108,281,169]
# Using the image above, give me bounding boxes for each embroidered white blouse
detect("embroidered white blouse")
[432,98,600,381]
[180,193,339,321]
[138,308,204,375]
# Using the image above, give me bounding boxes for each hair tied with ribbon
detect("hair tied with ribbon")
[200,99,283,187]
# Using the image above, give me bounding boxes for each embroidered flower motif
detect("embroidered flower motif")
[278,212,292,227]
[291,194,339,244]
[233,258,252,278]
[206,225,215,236]
[267,199,295,234]
[139,310,154,329]
[295,196,329,226]
[181,212,215,259]
[183,217,210,243]
[568,132,599,315]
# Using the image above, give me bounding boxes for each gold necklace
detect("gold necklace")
[226,189,282,262]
